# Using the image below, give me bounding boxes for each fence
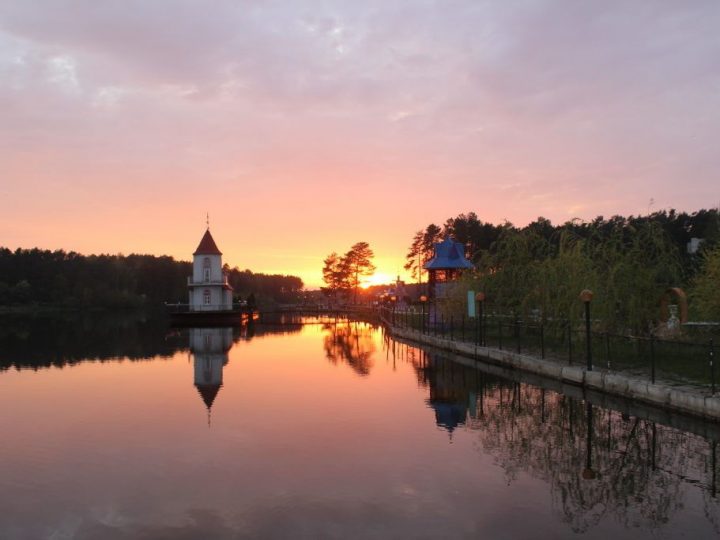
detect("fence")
[380,305,716,395]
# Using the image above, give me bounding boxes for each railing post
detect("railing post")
[584,300,592,371]
[650,335,656,384]
[516,319,521,354]
[480,308,484,347]
[475,313,480,346]
[568,322,572,365]
[461,314,465,342]
[498,321,503,350]
[605,332,611,369]
[479,302,485,346]
[540,324,545,359]
[441,313,445,338]
[450,316,454,340]
[711,339,716,395]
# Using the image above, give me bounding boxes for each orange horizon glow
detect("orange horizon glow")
[360,272,397,289]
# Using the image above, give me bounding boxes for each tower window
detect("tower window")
[203,289,211,305]
[203,258,211,282]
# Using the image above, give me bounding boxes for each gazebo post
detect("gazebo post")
[428,269,437,299]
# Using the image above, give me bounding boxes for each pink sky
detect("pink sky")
[1,1,719,287]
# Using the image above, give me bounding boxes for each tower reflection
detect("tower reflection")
[190,327,233,426]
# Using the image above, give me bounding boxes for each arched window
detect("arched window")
[203,289,211,306]
[203,257,211,282]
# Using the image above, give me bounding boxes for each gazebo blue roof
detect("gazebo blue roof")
[423,238,474,270]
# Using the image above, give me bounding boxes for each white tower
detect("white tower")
[188,227,234,311]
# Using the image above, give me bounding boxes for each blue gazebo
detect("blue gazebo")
[423,238,474,299]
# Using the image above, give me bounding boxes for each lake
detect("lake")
[0,314,718,539]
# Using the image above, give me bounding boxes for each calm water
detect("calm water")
[1,314,719,539]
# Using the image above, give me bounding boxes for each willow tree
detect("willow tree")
[690,244,720,320]
[447,220,682,334]
[584,220,682,333]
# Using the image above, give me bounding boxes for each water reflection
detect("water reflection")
[0,311,183,370]
[395,342,720,534]
[412,348,477,435]
[322,320,378,376]
[190,327,233,425]
[1,318,719,538]
[0,313,304,371]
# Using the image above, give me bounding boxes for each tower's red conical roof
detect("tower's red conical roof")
[195,383,222,410]
[194,229,222,255]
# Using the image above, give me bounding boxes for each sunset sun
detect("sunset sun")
[361,272,394,289]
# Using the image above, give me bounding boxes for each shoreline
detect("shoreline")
[387,323,720,422]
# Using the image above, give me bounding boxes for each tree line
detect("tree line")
[406,209,720,332]
[0,247,304,309]
[322,242,376,303]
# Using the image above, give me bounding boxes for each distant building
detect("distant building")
[378,275,408,306]
[423,238,474,299]
[188,228,233,311]
[687,237,705,255]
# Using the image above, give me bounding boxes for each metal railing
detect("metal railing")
[187,276,229,286]
[380,306,717,395]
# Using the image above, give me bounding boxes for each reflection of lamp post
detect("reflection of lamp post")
[476,292,485,346]
[582,402,597,480]
[580,289,594,371]
[420,295,428,334]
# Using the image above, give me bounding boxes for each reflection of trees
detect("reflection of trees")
[0,313,306,371]
[323,321,377,376]
[403,347,720,535]
[0,312,184,370]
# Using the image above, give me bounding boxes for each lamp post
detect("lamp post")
[420,295,427,334]
[391,295,397,326]
[580,289,594,371]
[476,292,485,346]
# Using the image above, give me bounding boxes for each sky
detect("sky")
[1,1,719,287]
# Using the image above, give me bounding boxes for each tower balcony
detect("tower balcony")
[188,275,230,286]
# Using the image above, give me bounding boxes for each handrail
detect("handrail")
[187,277,229,286]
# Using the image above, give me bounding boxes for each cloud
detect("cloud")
[0,0,719,283]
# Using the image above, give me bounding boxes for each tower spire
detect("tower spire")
[206,212,210,230]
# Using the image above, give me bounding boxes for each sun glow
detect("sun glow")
[361,272,395,289]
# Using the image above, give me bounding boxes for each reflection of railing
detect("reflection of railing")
[165,303,247,313]
[262,305,375,316]
[380,305,718,395]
